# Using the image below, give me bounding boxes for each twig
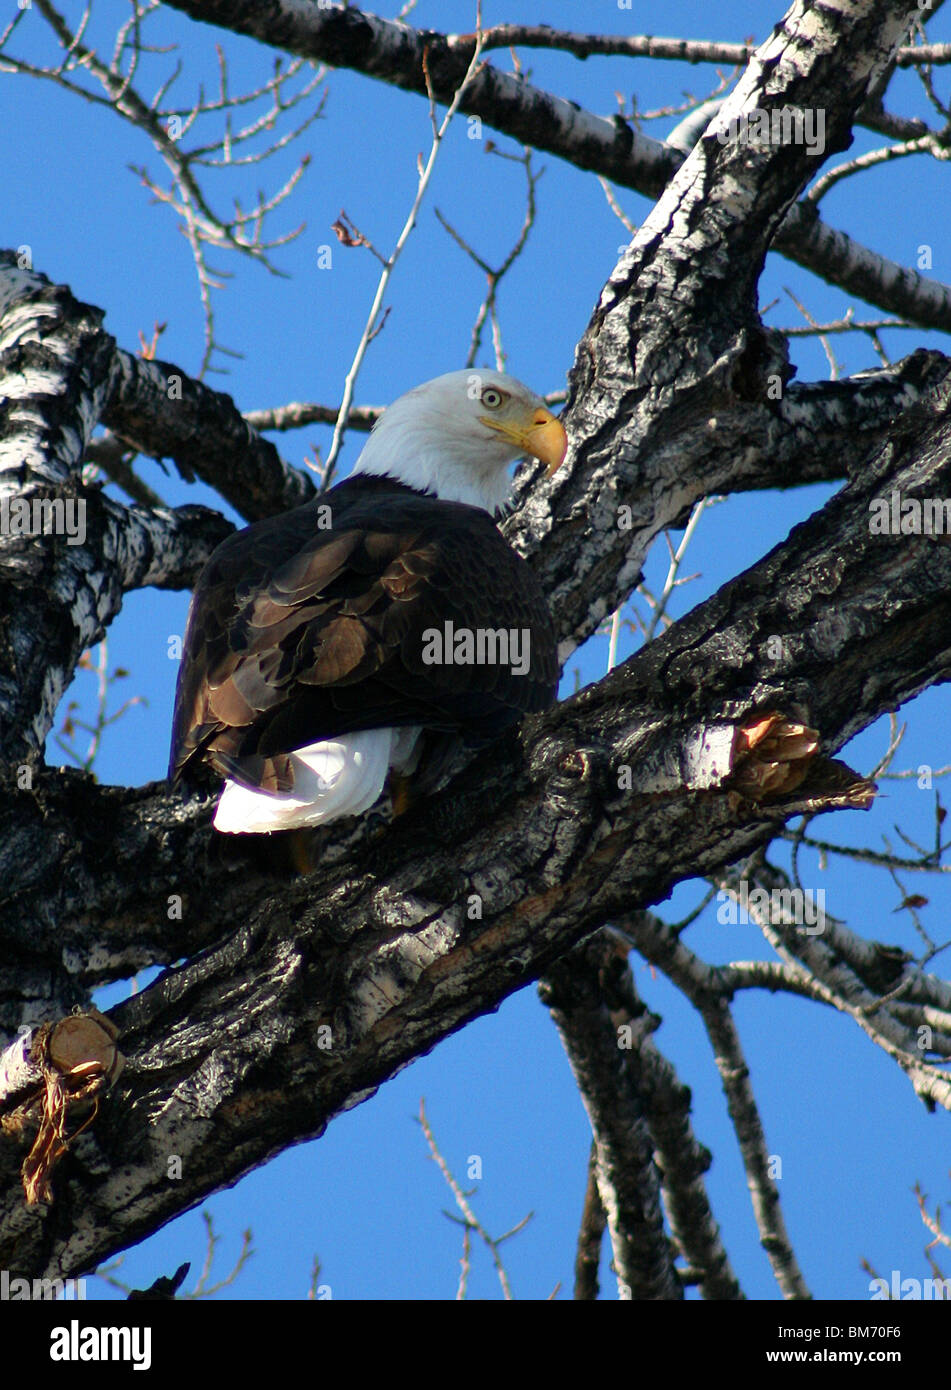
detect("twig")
[54,641,146,774]
[418,1097,529,1300]
[806,132,951,206]
[189,1211,253,1298]
[783,288,841,379]
[323,3,486,481]
[434,145,541,370]
[6,0,325,375]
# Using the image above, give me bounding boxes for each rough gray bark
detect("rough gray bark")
[2,0,950,1293]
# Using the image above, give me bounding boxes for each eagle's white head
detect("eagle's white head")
[351,368,567,512]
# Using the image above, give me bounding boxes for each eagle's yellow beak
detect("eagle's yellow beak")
[483,407,568,476]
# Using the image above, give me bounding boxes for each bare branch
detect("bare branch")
[323,11,486,480]
[572,1143,605,1301]
[418,1098,526,1300]
[435,146,541,369]
[161,0,951,334]
[617,912,810,1298]
[4,0,326,375]
[806,132,951,206]
[449,25,951,70]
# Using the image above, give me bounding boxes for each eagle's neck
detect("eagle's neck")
[350,419,512,514]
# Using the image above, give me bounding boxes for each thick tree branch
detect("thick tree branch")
[512,0,945,658]
[0,475,235,765]
[4,361,951,1276]
[102,346,315,521]
[4,1,951,1286]
[163,0,951,335]
[508,346,949,663]
[0,259,236,763]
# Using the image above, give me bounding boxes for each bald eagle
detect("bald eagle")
[169,370,567,833]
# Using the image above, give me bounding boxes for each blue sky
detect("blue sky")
[5,0,951,1300]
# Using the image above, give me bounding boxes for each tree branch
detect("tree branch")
[5,356,951,1274]
[4,1,951,1285]
[452,24,951,70]
[542,939,682,1300]
[542,933,742,1299]
[617,911,810,1297]
[162,0,951,335]
[102,344,315,521]
[0,258,237,763]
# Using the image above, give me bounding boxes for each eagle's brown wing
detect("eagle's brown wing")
[169,476,558,794]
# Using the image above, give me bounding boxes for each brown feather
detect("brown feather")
[169,475,558,794]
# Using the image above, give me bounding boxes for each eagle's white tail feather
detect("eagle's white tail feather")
[213,726,421,834]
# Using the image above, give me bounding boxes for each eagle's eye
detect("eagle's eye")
[481,387,506,409]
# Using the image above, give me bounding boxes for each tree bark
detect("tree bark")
[165,0,951,334]
[2,0,948,1285]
